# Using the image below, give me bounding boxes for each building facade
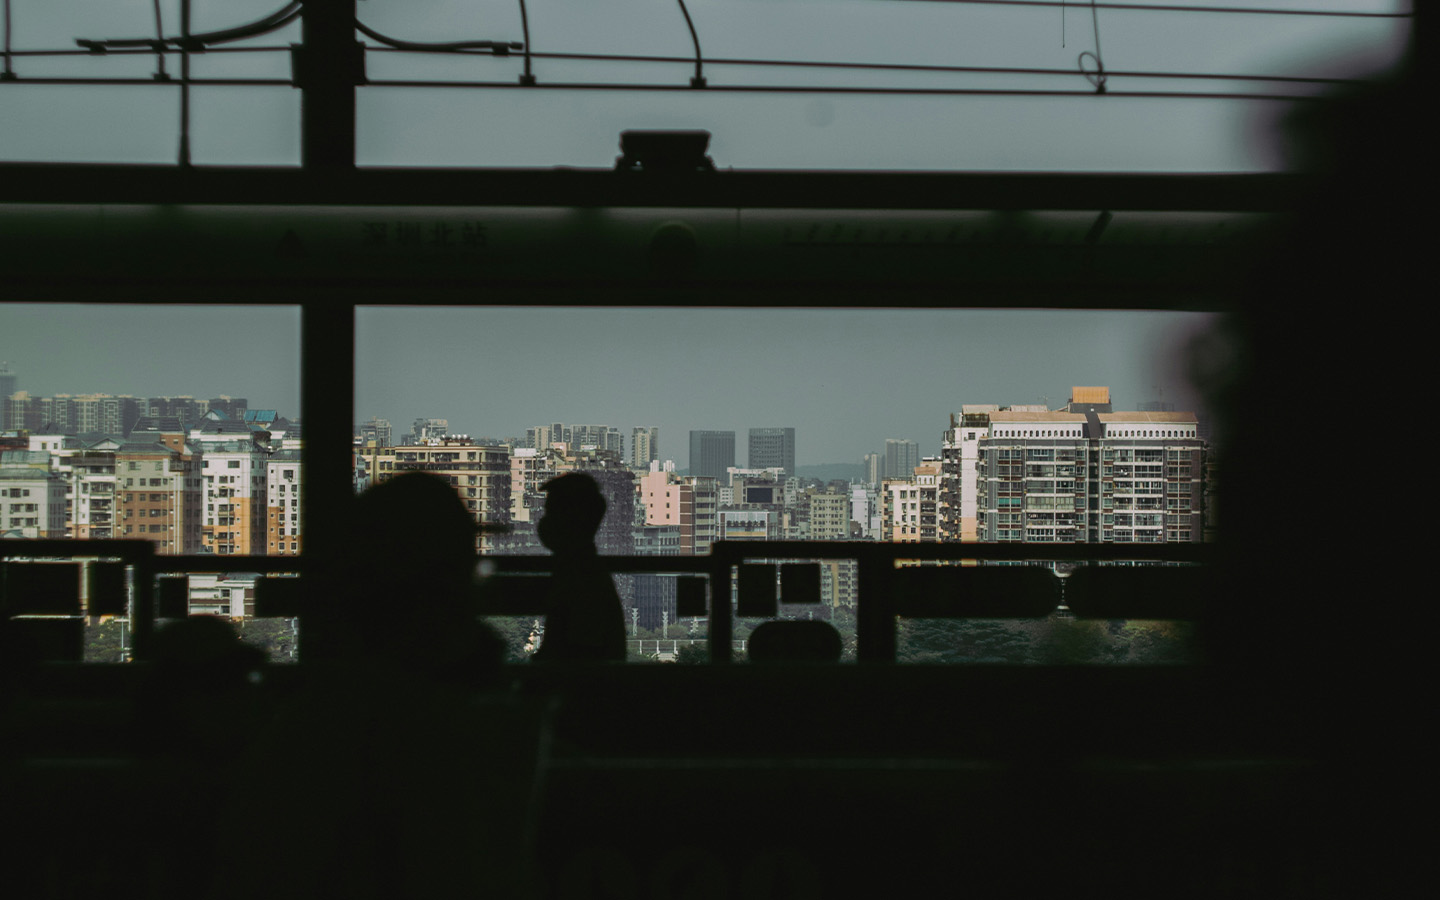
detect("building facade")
[688,430,735,480]
[884,439,920,480]
[266,450,303,556]
[748,427,796,476]
[966,389,1206,544]
[631,426,660,469]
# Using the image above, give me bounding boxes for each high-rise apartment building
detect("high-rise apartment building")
[383,436,511,552]
[0,469,67,538]
[803,490,850,541]
[748,427,796,476]
[0,363,17,431]
[116,435,203,554]
[3,393,140,436]
[206,397,249,421]
[357,417,392,448]
[144,397,207,432]
[631,426,660,469]
[266,450,303,556]
[884,439,920,480]
[410,418,449,444]
[641,470,718,555]
[958,387,1206,544]
[864,453,883,487]
[189,412,271,556]
[880,460,940,543]
[688,431,735,480]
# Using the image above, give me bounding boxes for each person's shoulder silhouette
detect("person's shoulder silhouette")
[532,472,626,663]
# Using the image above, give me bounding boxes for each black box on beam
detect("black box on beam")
[781,563,822,605]
[676,576,708,618]
[87,563,129,617]
[736,564,777,618]
[157,577,190,619]
[3,562,82,615]
[254,576,305,618]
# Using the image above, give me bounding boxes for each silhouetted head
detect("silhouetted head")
[537,472,607,555]
[346,471,478,611]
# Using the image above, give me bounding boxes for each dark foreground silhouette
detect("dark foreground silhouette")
[531,472,626,663]
[207,472,539,900]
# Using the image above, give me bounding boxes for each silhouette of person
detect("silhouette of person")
[134,615,268,900]
[209,472,537,900]
[531,472,626,663]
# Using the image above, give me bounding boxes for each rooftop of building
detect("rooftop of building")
[987,411,1088,422]
[0,450,51,467]
[1097,411,1198,424]
[0,467,64,481]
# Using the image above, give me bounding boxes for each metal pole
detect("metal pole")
[299,0,360,170]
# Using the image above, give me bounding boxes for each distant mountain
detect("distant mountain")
[796,463,865,483]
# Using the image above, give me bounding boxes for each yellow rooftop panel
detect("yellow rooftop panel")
[988,411,1087,422]
[1071,386,1110,404]
[1097,412,1198,424]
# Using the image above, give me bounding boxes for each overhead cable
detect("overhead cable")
[76,1,301,53]
[352,19,521,55]
[676,0,706,87]
[888,0,1410,17]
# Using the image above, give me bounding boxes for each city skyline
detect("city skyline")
[3,305,1218,469]
[355,306,1216,469]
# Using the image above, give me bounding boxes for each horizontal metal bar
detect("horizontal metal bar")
[0,165,1313,211]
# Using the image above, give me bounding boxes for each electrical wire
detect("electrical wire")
[361,78,1333,102]
[352,19,520,54]
[151,0,169,80]
[883,0,1410,17]
[517,0,535,84]
[2,0,14,80]
[371,47,1369,87]
[76,1,301,53]
[676,0,706,88]
[1079,0,1105,93]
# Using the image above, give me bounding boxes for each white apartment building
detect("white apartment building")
[962,388,1206,544]
[266,451,302,556]
[0,468,68,538]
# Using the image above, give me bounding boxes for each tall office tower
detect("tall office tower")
[748,427,796,476]
[688,430,735,480]
[631,426,660,469]
[969,387,1207,544]
[884,439,920,480]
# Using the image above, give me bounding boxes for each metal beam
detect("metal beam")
[0,164,1312,212]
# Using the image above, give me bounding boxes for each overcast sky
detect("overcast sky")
[0,2,1411,465]
[1,304,1210,466]
[353,306,1215,466]
[0,1,1411,169]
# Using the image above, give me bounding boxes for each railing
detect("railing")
[3,538,1212,664]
